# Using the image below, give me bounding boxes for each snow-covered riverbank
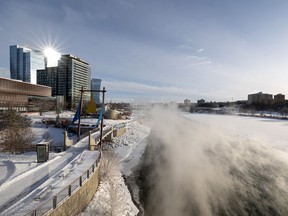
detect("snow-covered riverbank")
[0,111,147,215]
[80,119,150,216]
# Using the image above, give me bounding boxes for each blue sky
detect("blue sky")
[1,0,288,103]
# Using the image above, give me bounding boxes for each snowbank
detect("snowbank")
[81,119,150,216]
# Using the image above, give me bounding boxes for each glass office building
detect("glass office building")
[10,45,45,84]
[37,67,58,96]
[58,54,91,109]
[91,78,102,104]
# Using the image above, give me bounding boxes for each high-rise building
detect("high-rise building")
[10,45,45,84]
[91,78,102,104]
[37,67,58,96]
[58,54,91,109]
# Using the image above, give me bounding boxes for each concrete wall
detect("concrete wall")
[48,163,100,216]
[113,127,126,138]
[64,131,73,150]
[89,131,99,151]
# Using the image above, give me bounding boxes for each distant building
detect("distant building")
[184,99,191,106]
[10,45,45,84]
[91,78,102,104]
[58,54,91,109]
[0,77,51,111]
[274,93,285,104]
[37,67,58,96]
[248,92,273,105]
[197,99,205,105]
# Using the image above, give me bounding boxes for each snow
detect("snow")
[0,137,100,215]
[80,172,138,216]
[80,116,150,216]
[114,122,150,175]
[6,110,288,215]
[0,152,38,184]
[0,111,149,216]
[182,113,288,151]
[2,150,100,215]
[0,111,99,214]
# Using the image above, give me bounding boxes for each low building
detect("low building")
[274,93,285,104]
[0,77,51,111]
[184,99,191,106]
[197,99,205,105]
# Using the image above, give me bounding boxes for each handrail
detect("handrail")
[24,155,101,216]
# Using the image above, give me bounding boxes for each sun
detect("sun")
[44,47,61,67]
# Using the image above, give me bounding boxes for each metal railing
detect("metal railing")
[24,156,101,216]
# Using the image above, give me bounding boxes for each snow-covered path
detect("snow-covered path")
[0,130,102,215]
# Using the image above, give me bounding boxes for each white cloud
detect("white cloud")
[198,48,204,53]
[117,0,135,9]
[102,80,220,102]
[185,55,212,66]
[191,60,212,66]
[177,44,194,50]
[102,79,241,103]
[186,55,205,60]
[104,80,188,94]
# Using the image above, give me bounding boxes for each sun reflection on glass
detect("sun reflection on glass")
[44,47,61,67]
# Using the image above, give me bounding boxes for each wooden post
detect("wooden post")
[53,196,57,209]
[77,86,84,141]
[99,87,106,151]
[68,185,71,196]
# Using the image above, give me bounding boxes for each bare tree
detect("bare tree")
[99,151,127,216]
[0,110,34,153]
[100,151,121,181]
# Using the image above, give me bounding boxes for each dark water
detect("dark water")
[135,132,288,216]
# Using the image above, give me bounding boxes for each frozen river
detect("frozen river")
[183,113,288,151]
[137,111,288,216]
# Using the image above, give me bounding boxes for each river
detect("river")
[128,112,288,216]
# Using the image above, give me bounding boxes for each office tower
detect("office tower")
[91,78,102,104]
[10,45,45,84]
[37,67,58,96]
[58,54,91,109]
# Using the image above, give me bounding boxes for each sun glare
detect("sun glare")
[44,47,61,67]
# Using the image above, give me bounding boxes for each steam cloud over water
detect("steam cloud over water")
[139,108,288,216]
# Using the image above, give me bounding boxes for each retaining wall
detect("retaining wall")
[48,163,100,216]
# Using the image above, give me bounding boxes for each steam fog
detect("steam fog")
[139,108,288,216]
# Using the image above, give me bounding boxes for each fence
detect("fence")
[24,156,101,216]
